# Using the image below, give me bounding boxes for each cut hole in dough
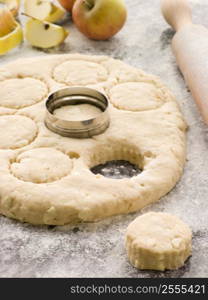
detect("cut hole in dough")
[0,115,38,149]
[11,148,73,183]
[91,160,142,179]
[53,60,108,85]
[109,82,165,111]
[88,142,143,179]
[0,77,48,109]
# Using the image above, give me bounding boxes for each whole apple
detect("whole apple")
[58,0,76,12]
[72,0,127,40]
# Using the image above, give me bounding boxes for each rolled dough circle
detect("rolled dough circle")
[53,60,108,85]
[11,148,73,183]
[0,54,187,225]
[0,115,38,149]
[125,212,192,271]
[109,82,165,111]
[54,104,101,121]
[0,77,48,109]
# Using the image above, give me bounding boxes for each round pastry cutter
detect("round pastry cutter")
[45,87,110,138]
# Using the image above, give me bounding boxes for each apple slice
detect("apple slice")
[0,8,23,55]
[24,0,65,23]
[45,3,66,23]
[0,7,16,36]
[25,18,69,49]
[0,0,20,16]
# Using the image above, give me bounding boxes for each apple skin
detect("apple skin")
[58,0,76,12]
[72,0,127,40]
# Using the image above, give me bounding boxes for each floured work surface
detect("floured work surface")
[0,53,186,225]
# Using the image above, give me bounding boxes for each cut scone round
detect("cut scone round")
[125,212,192,271]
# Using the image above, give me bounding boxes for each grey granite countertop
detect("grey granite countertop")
[1,0,208,278]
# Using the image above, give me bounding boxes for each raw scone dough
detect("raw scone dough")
[53,60,108,85]
[0,54,187,225]
[54,104,101,121]
[11,148,73,183]
[0,77,48,109]
[0,115,38,149]
[125,212,192,271]
[109,82,165,111]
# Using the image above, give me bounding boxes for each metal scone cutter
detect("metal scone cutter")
[45,87,110,138]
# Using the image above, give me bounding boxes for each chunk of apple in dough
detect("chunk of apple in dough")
[24,0,65,23]
[25,18,69,49]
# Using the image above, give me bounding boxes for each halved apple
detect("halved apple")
[0,8,23,55]
[24,0,65,23]
[25,18,69,49]
[0,0,20,16]
[58,0,76,12]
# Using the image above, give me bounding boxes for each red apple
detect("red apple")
[72,0,127,40]
[58,0,76,12]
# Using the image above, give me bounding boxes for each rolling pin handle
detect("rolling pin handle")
[161,0,192,32]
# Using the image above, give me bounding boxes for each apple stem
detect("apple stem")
[37,1,49,4]
[83,0,94,10]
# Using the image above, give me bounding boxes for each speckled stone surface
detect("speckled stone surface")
[0,0,208,278]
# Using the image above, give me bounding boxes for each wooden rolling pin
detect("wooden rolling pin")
[161,0,208,124]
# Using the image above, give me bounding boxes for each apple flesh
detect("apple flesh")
[58,0,76,12]
[72,0,127,40]
[25,18,69,49]
[24,0,65,23]
[0,0,20,16]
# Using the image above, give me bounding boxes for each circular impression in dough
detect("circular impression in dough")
[109,82,165,111]
[11,148,73,183]
[53,60,108,85]
[0,115,38,149]
[0,54,187,225]
[0,77,48,109]
[54,103,101,121]
[125,212,192,271]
